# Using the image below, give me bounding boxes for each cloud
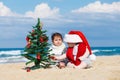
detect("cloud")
[71,1,120,14]
[0,2,22,17]
[0,2,13,16]
[0,2,60,19]
[25,3,60,19]
[65,1,120,27]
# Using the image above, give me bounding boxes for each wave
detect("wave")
[0,55,28,63]
[0,49,27,63]
[0,50,21,55]
[92,47,120,56]
[92,49,116,53]
[0,47,120,63]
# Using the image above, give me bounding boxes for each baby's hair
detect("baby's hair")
[51,32,63,41]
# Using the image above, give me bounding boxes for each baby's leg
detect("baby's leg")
[58,62,65,69]
[74,61,87,69]
[67,62,75,68]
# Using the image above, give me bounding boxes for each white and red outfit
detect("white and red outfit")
[64,30,96,67]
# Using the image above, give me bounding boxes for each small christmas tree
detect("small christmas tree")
[22,18,54,70]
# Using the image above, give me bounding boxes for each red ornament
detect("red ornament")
[39,37,44,43]
[31,30,35,36]
[26,36,30,42]
[32,30,34,32]
[26,67,30,72]
[37,53,41,60]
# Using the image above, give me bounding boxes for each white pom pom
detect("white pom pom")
[89,54,96,61]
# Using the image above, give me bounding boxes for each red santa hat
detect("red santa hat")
[64,30,92,55]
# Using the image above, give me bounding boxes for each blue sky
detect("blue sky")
[0,0,120,48]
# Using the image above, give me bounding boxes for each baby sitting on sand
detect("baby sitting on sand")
[49,32,67,68]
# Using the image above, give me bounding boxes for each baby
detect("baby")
[49,32,67,68]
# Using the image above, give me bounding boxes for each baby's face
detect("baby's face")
[67,43,76,47]
[53,36,62,46]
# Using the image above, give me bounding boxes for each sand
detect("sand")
[0,56,120,80]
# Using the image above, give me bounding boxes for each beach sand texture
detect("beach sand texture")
[0,56,120,80]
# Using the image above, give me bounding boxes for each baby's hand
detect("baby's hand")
[49,56,57,60]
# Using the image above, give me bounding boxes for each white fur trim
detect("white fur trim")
[73,44,79,60]
[64,34,82,43]
[89,54,96,61]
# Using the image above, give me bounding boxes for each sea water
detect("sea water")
[0,48,27,63]
[0,47,120,64]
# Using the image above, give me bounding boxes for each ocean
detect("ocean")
[0,47,120,64]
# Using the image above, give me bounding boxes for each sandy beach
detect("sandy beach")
[0,56,120,80]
